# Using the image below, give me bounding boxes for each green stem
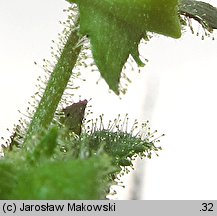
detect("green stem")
[24,22,82,146]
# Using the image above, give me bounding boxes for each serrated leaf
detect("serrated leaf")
[67,0,181,94]
[26,126,58,164]
[179,0,217,32]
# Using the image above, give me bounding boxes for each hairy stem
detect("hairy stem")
[24,22,82,146]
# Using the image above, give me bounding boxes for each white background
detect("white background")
[0,0,217,199]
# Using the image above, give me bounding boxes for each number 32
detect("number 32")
[201,203,214,212]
